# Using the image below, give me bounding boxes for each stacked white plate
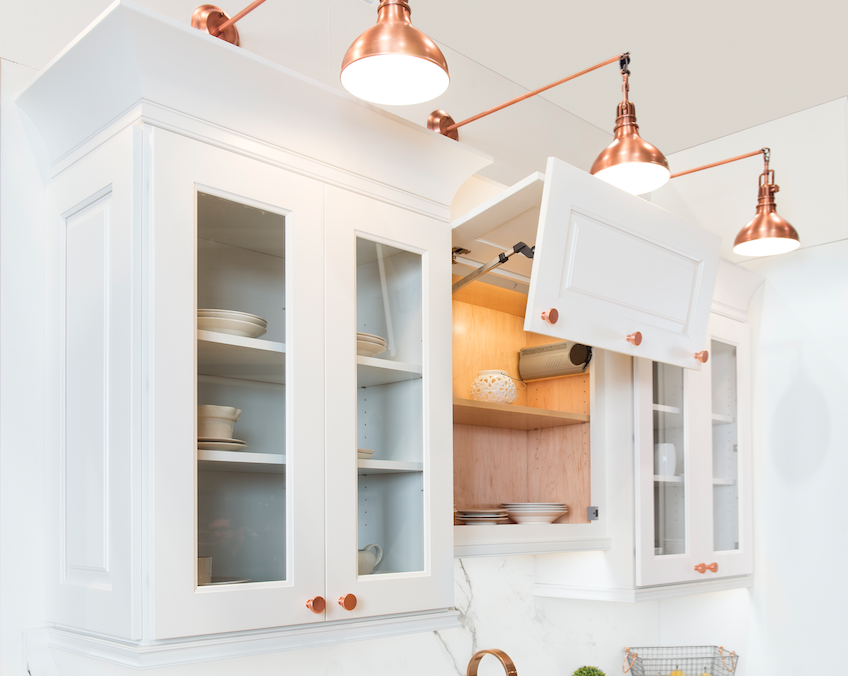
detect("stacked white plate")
[198,437,248,452]
[357,332,387,358]
[198,309,268,339]
[502,502,568,525]
[357,448,375,460]
[456,509,510,526]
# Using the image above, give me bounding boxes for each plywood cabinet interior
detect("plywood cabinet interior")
[452,278,607,553]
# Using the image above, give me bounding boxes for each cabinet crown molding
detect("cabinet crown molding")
[711,258,765,321]
[15,0,490,206]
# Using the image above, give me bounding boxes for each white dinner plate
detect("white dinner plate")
[197,309,267,326]
[357,341,386,358]
[459,519,511,526]
[357,332,387,343]
[198,316,267,338]
[198,440,248,451]
[198,437,247,444]
[502,502,566,507]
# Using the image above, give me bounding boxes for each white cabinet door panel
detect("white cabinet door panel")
[525,158,720,370]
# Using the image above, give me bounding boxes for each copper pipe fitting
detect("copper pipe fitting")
[706,562,719,573]
[467,649,518,676]
[695,350,709,363]
[541,308,559,325]
[627,332,642,346]
[694,563,707,574]
[339,593,357,610]
[306,596,325,614]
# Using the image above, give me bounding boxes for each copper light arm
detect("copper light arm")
[213,0,268,34]
[670,148,768,179]
[443,53,627,133]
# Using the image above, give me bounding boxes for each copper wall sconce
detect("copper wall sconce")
[671,147,800,257]
[429,53,670,195]
[191,0,268,45]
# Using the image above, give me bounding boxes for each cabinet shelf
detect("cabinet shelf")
[711,413,735,425]
[652,404,682,414]
[198,330,285,384]
[652,475,737,486]
[357,459,423,475]
[198,450,286,474]
[356,356,422,387]
[453,398,589,430]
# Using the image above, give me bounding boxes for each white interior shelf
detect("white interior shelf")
[652,404,682,414]
[356,356,422,387]
[712,413,735,424]
[198,330,285,384]
[198,450,286,474]
[654,475,683,483]
[357,459,423,475]
[712,477,737,486]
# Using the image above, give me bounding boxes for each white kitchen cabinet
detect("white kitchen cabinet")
[634,312,753,586]
[453,158,722,370]
[533,260,761,602]
[22,2,489,666]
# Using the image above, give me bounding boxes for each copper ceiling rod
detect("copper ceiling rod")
[670,148,768,179]
[191,0,268,44]
[429,53,628,140]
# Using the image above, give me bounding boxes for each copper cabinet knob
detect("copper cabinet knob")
[694,563,707,574]
[541,308,559,325]
[306,596,325,614]
[695,350,709,363]
[627,331,642,346]
[338,593,357,610]
[706,562,718,573]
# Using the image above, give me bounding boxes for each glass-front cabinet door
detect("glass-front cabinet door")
[324,185,454,621]
[635,358,700,585]
[150,129,326,639]
[700,313,753,577]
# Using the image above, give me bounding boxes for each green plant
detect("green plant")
[573,668,605,676]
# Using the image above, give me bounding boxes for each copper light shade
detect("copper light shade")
[341,0,449,106]
[733,160,800,256]
[591,69,670,195]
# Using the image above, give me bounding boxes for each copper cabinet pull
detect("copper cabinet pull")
[706,562,718,573]
[338,593,357,610]
[627,331,642,346]
[695,350,709,363]
[541,308,559,324]
[306,596,325,614]
[694,563,707,574]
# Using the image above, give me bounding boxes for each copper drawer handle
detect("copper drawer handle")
[541,308,558,324]
[627,331,642,346]
[339,593,357,610]
[695,350,709,363]
[306,596,325,614]
[695,563,707,574]
[706,562,718,573]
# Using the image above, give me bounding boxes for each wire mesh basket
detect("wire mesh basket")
[623,646,739,676]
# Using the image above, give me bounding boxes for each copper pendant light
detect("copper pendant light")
[590,60,670,195]
[340,0,449,106]
[733,149,800,256]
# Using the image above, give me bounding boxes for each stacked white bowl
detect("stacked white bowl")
[198,309,268,339]
[502,502,568,524]
[197,405,248,452]
[357,448,375,460]
[357,332,387,357]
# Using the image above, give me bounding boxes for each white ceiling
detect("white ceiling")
[3,0,847,185]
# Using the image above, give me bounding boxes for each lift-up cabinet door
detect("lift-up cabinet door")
[524,158,721,370]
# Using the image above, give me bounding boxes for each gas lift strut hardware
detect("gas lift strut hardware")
[451,242,534,295]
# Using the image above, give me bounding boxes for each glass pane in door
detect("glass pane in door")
[711,339,740,551]
[652,362,686,556]
[355,237,424,575]
[196,192,287,585]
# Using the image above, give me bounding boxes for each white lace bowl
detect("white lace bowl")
[470,370,518,405]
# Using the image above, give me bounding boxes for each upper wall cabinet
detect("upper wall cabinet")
[20,1,489,667]
[452,158,721,370]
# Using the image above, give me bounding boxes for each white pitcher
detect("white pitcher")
[357,544,383,575]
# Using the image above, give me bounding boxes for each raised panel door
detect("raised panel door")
[525,157,721,370]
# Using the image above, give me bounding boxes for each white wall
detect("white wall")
[654,103,848,675]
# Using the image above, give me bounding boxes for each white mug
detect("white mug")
[357,544,383,575]
[654,443,677,477]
